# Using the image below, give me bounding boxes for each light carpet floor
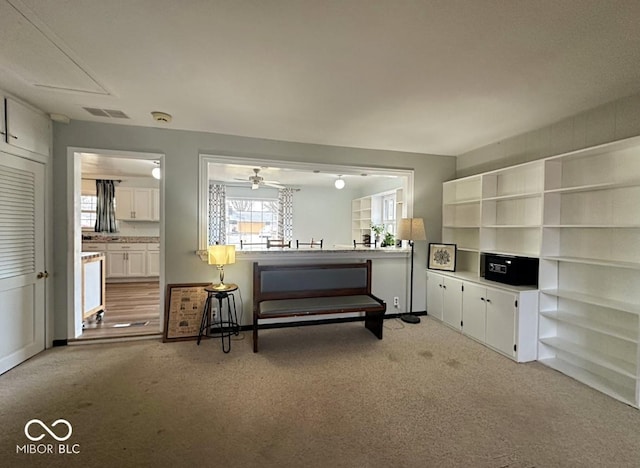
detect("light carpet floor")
[1,317,639,467]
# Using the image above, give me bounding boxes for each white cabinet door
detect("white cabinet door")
[5,98,51,157]
[485,288,517,358]
[115,187,134,220]
[115,187,155,220]
[106,252,127,277]
[132,189,153,220]
[152,189,160,221]
[462,282,486,342]
[126,251,147,276]
[442,277,463,331]
[426,272,443,320]
[147,251,159,276]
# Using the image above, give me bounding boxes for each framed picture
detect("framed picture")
[428,243,457,271]
[163,283,210,342]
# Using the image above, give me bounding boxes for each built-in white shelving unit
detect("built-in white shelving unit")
[442,175,482,274]
[437,136,640,407]
[538,140,640,408]
[351,196,372,243]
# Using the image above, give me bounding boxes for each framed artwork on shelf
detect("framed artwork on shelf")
[428,243,457,271]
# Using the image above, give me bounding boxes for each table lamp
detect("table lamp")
[208,245,236,290]
[397,218,427,324]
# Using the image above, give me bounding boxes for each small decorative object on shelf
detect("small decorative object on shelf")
[428,243,457,271]
[371,223,384,243]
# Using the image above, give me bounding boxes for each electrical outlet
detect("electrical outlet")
[393,296,399,308]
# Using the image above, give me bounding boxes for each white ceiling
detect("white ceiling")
[3,1,640,156]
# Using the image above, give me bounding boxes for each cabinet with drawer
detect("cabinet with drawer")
[106,243,147,278]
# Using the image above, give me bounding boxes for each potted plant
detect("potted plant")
[382,232,395,247]
[370,224,384,243]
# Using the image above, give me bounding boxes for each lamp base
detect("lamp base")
[400,313,421,324]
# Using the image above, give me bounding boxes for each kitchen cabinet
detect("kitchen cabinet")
[147,243,160,277]
[427,271,462,329]
[115,187,159,221]
[3,97,51,157]
[106,244,147,278]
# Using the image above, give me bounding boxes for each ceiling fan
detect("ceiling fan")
[235,168,285,190]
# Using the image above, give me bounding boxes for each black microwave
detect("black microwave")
[484,254,539,287]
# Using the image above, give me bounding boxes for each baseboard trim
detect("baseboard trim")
[52,339,68,347]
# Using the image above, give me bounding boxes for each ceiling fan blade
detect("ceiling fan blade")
[264,182,285,189]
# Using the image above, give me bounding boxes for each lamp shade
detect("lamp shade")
[397,218,426,241]
[208,245,236,265]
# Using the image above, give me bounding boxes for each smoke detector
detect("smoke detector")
[151,111,172,123]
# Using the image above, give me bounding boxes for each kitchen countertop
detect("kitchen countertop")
[82,236,159,243]
[81,252,105,260]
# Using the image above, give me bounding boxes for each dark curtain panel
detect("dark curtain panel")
[95,179,117,233]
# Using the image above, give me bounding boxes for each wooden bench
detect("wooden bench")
[252,260,387,352]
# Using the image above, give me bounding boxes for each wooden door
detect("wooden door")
[0,152,45,374]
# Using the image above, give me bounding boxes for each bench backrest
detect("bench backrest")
[253,260,373,301]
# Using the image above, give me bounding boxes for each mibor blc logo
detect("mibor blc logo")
[17,419,80,455]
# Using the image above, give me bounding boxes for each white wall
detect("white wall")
[293,186,356,246]
[457,91,640,176]
[52,121,456,339]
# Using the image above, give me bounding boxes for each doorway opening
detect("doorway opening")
[68,148,164,341]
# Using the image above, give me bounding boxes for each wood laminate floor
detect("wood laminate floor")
[78,281,161,340]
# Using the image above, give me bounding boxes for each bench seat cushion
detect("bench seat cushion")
[258,295,383,317]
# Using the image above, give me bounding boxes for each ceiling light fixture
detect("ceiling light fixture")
[251,182,259,190]
[152,161,161,179]
[334,176,345,189]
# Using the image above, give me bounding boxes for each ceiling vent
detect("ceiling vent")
[83,107,129,118]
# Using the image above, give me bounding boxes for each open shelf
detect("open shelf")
[545,179,640,195]
[541,289,640,315]
[538,357,636,407]
[542,256,640,270]
[482,191,541,202]
[539,337,636,379]
[539,310,638,343]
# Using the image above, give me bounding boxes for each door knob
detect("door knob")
[37,271,49,279]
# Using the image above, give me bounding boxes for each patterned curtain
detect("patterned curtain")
[95,179,117,233]
[208,183,226,245]
[277,188,294,240]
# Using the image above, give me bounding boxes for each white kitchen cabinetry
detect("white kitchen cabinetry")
[147,243,160,277]
[106,244,147,278]
[115,187,159,221]
[2,97,51,157]
[429,271,538,362]
[538,138,640,407]
[427,271,462,329]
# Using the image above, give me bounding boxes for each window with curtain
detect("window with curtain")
[225,198,278,245]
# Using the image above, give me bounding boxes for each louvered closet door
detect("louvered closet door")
[0,152,45,375]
